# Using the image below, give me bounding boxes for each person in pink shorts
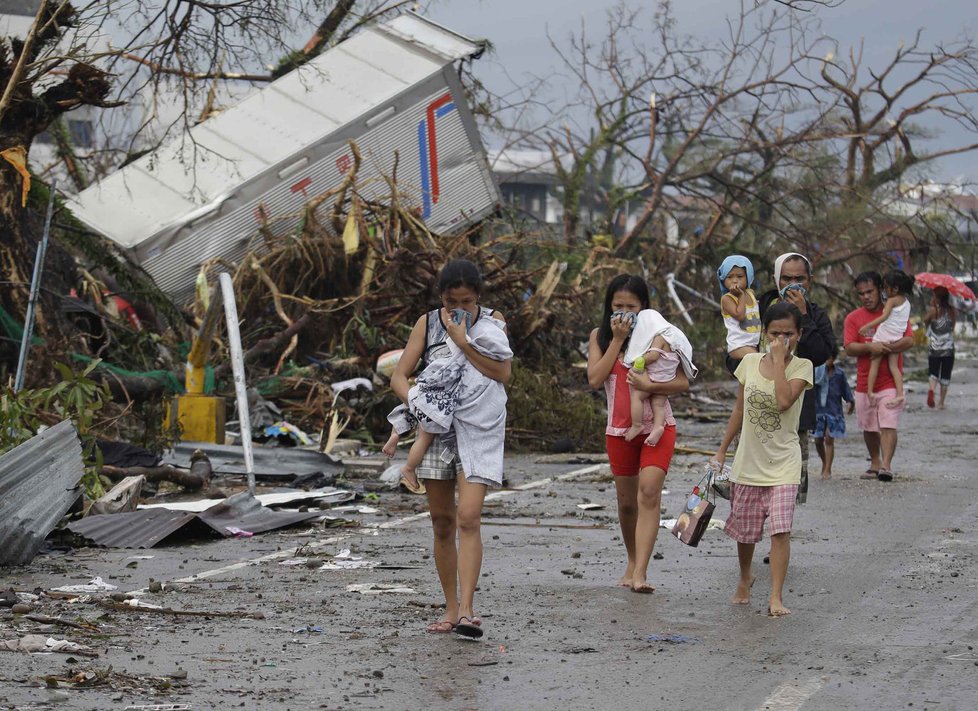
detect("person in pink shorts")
[843,272,914,482]
[712,302,813,617]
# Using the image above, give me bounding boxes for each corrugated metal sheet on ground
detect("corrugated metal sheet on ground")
[0,420,84,565]
[197,492,324,535]
[162,442,344,479]
[67,508,199,549]
[68,492,331,548]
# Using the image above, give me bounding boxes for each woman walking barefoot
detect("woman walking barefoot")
[390,260,511,638]
[712,302,813,616]
[587,275,689,593]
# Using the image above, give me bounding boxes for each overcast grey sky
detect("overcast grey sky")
[426,0,978,183]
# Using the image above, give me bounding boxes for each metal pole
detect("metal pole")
[218,272,255,493]
[664,273,694,325]
[670,275,722,309]
[14,179,57,393]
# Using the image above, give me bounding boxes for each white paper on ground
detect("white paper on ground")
[346,583,415,595]
[321,559,379,570]
[51,577,118,593]
[278,558,311,566]
[139,488,351,512]
[330,505,379,514]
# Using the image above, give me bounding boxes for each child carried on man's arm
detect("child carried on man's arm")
[717,255,761,375]
[383,312,513,492]
[623,310,698,446]
[857,269,915,408]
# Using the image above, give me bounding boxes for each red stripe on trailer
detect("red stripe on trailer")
[426,93,453,203]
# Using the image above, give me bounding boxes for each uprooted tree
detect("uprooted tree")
[0,0,410,372]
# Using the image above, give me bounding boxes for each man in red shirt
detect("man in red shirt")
[843,272,914,482]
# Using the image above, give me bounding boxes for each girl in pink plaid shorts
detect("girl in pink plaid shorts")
[712,302,813,617]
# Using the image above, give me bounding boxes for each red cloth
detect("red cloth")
[603,359,674,436]
[605,427,677,476]
[843,307,913,393]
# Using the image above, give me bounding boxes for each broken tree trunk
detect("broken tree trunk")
[99,464,206,490]
[88,474,144,516]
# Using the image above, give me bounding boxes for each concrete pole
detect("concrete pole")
[219,272,255,493]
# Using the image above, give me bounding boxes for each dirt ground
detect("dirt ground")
[2,348,977,711]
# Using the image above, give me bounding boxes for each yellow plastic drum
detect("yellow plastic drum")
[376,349,404,379]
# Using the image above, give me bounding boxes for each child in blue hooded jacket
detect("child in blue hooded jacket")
[718,255,762,376]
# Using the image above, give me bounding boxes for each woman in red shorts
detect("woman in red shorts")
[587,275,690,593]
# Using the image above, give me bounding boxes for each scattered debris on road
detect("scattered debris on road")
[1,634,99,657]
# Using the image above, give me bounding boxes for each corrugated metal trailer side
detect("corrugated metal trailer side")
[68,13,499,302]
[138,71,497,297]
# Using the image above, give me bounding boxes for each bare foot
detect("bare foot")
[617,564,636,587]
[732,576,755,604]
[400,466,424,494]
[630,579,655,594]
[382,431,399,458]
[644,425,665,447]
[768,600,791,617]
[938,404,946,410]
[885,395,905,409]
[623,425,643,442]
[820,470,832,480]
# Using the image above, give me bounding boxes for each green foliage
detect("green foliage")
[1,359,108,499]
[678,312,729,380]
[271,50,306,79]
[505,361,605,452]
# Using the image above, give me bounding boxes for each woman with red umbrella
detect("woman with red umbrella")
[923,286,957,409]
[915,272,977,301]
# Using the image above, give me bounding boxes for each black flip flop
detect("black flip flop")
[455,616,484,639]
[877,469,893,482]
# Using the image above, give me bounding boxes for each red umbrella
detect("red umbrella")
[914,272,976,300]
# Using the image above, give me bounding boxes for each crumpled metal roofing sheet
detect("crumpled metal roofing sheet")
[68,492,326,548]
[0,420,84,565]
[197,492,324,536]
[67,508,200,549]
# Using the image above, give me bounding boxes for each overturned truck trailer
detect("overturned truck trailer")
[69,13,500,301]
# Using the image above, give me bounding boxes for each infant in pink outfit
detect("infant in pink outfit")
[625,341,680,446]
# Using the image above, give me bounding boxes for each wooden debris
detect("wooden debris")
[99,599,265,620]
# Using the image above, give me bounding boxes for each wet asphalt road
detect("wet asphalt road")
[1,351,977,710]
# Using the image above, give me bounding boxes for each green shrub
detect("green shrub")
[1,359,108,498]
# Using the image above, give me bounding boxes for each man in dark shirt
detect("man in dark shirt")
[757,253,837,505]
